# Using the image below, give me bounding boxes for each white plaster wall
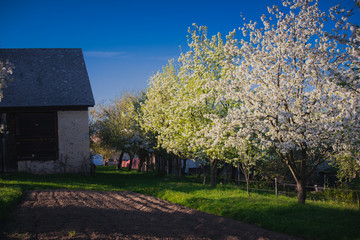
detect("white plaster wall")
[57,110,90,174]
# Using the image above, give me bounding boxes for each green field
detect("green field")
[1,166,359,240]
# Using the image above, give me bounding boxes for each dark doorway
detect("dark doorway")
[0,111,58,172]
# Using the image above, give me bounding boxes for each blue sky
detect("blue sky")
[1,0,359,104]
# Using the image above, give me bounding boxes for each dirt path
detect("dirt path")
[1,190,302,240]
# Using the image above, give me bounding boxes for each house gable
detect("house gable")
[0,48,95,174]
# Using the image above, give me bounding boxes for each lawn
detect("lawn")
[1,166,359,240]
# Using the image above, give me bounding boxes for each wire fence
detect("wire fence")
[195,175,360,209]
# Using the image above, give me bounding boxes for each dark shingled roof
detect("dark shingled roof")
[0,48,95,108]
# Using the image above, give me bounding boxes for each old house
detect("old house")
[0,48,95,174]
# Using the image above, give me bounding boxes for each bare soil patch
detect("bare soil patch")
[1,190,302,239]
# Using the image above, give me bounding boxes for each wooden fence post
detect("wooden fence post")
[275,178,278,199]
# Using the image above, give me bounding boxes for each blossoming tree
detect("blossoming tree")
[141,25,239,186]
[0,59,13,100]
[227,0,360,203]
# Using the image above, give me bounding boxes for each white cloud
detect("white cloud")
[84,51,128,58]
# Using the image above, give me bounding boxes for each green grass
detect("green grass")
[1,166,359,240]
[0,186,22,222]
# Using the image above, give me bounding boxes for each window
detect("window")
[15,112,58,160]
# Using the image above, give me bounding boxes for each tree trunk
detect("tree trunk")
[155,153,161,175]
[128,153,134,171]
[222,164,227,184]
[296,179,306,204]
[210,159,218,188]
[174,157,181,178]
[145,153,149,172]
[237,163,241,186]
[137,152,146,172]
[196,164,202,179]
[181,159,186,176]
[296,154,308,204]
[203,164,207,185]
[244,164,250,197]
[166,157,169,175]
[137,157,143,172]
[245,174,250,197]
[239,161,250,196]
[282,148,309,204]
[167,158,170,175]
[116,151,124,170]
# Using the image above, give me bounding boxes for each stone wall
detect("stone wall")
[17,110,90,174]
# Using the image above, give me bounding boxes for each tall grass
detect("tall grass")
[1,166,359,240]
